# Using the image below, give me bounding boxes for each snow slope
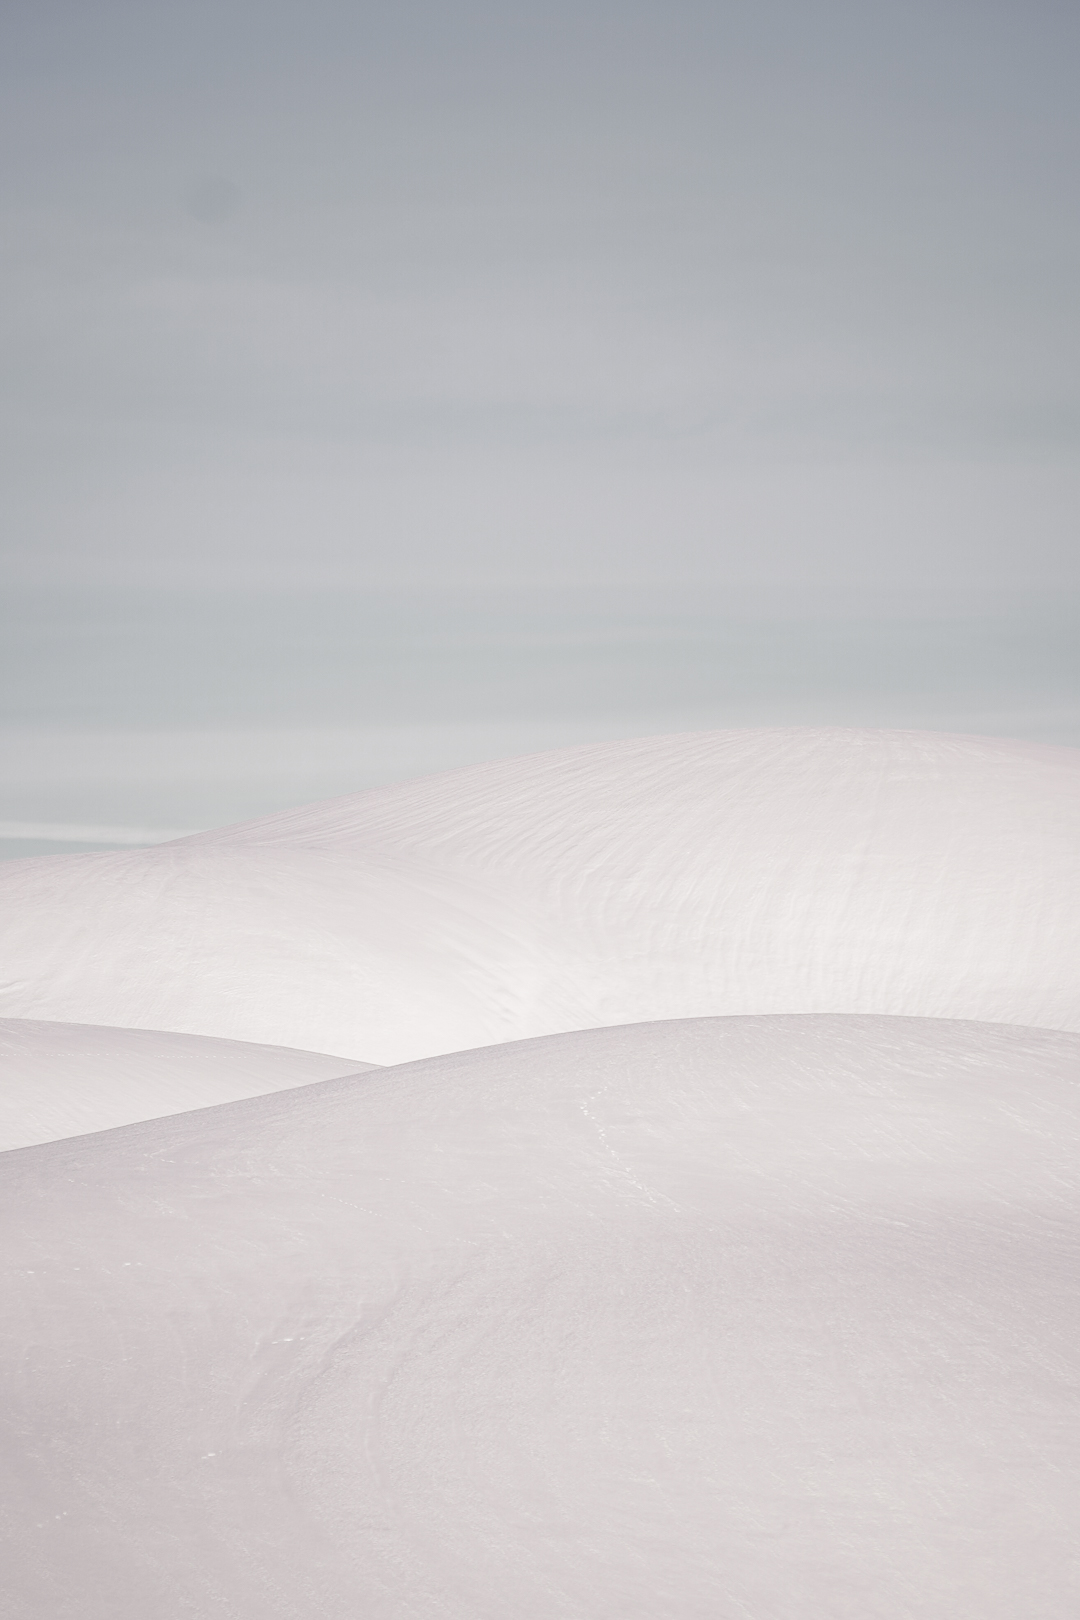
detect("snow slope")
[1,730,1076,1061]
[3,1014,1078,1619]
[0,1020,373,1151]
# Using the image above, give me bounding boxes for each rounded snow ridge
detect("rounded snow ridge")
[1,726,1077,1058]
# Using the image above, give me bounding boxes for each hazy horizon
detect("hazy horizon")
[2,4,1078,854]
[2,582,1077,857]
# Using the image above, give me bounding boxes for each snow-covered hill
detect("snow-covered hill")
[4,1014,1078,1618]
[0,1019,372,1150]
[1,730,1077,1061]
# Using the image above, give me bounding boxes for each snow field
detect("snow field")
[4,727,1080,1616]
[3,1015,1079,1619]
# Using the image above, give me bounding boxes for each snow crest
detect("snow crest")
[1,729,1077,1061]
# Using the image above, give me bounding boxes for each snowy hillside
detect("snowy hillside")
[0,1019,373,1150]
[4,1014,1079,1619]
[1,729,1077,1062]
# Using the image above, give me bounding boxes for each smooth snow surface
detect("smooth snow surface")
[1,729,1077,1061]
[3,1014,1079,1619]
[0,1020,373,1151]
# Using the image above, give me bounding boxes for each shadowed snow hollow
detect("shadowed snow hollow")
[0,1020,374,1150]
[3,1015,1079,1619]
[0,729,1077,1061]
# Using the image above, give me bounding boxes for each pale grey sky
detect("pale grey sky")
[2,0,1078,589]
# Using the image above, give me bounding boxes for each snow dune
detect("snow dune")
[4,1014,1079,1619]
[0,1019,373,1151]
[0,729,1077,1062]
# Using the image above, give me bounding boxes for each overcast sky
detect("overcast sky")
[2,0,1078,591]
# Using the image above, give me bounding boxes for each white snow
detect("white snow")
[4,726,1080,1612]
[0,1019,373,1150]
[3,1014,1079,1618]
[0,729,1077,1061]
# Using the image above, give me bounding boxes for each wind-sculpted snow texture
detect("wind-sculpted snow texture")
[2,1015,1079,1619]
[0,1020,373,1150]
[1,730,1078,1062]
